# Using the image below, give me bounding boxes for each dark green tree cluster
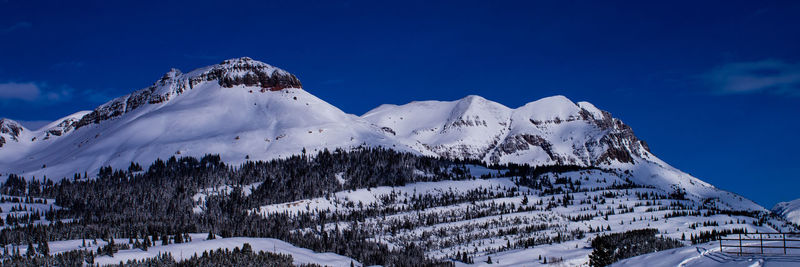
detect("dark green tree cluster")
[589,228,683,267]
[118,243,298,267]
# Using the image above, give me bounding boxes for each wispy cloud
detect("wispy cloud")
[703,59,800,96]
[0,82,41,101]
[0,21,32,34]
[0,82,73,102]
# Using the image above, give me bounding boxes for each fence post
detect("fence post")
[739,233,743,255]
[760,233,763,254]
[719,234,723,252]
[784,233,787,255]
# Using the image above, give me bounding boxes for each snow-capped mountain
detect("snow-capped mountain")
[773,199,800,225]
[0,57,424,181]
[0,57,764,211]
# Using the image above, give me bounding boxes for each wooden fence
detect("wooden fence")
[719,233,800,255]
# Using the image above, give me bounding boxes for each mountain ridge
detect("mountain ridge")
[0,57,766,213]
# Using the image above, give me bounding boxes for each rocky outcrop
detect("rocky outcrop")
[588,111,650,164]
[0,119,23,141]
[189,57,301,90]
[445,115,489,129]
[495,134,558,162]
[380,127,396,135]
[485,104,651,166]
[0,119,24,147]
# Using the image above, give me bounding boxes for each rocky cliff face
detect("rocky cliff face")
[192,57,302,90]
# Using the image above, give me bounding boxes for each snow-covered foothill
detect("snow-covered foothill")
[773,198,800,226]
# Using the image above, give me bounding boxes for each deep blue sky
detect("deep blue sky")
[1,1,798,208]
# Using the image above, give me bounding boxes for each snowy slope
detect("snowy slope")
[773,199,800,225]
[93,237,361,266]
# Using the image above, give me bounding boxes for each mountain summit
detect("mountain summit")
[73,57,302,131]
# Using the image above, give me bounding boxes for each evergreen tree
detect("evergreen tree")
[25,242,35,257]
[37,240,48,255]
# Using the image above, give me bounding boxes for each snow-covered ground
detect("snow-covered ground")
[11,234,360,266]
[613,238,800,267]
[454,237,593,266]
[94,236,360,266]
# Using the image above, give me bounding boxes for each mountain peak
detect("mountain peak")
[161,68,182,80]
[217,56,265,66]
[515,95,581,123]
[62,57,304,131]
[183,57,302,90]
[520,95,575,108]
[458,94,487,102]
[210,57,277,73]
